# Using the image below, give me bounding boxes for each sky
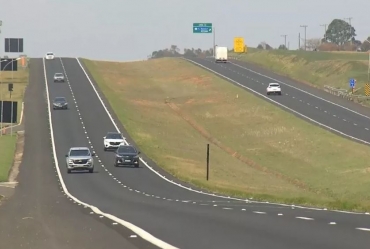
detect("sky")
[0,0,369,61]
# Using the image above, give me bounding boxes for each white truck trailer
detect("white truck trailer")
[215,46,228,63]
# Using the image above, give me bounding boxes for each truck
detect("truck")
[215,46,228,63]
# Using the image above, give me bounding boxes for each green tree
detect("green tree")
[325,19,356,45]
[278,44,287,50]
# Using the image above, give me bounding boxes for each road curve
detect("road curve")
[185,57,370,146]
[42,57,370,249]
[0,58,152,249]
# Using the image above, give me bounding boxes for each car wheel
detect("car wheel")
[114,162,118,167]
[67,169,72,174]
[135,164,139,168]
[89,168,94,173]
[267,92,270,95]
[104,148,107,151]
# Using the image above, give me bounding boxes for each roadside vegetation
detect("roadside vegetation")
[229,48,369,92]
[83,57,370,211]
[0,60,28,182]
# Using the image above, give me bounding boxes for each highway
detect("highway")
[0,58,152,249]
[0,58,370,249]
[37,56,370,248]
[185,57,370,146]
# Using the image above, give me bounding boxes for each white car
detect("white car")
[45,52,55,60]
[266,83,282,95]
[103,132,126,151]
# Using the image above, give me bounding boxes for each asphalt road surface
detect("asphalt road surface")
[35,56,370,249]
[186,57,370,146]
[0,58,155,249]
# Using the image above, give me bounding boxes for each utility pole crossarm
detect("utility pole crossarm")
[281,34,287,48]
[300,25,308,50]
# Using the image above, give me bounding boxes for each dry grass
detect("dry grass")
[83,57,370,211]
[230,49,369,91]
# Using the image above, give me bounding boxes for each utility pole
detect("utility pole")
[300,25,308,50]
[344,17,353,44]
[320,24,327,41]
[281,35,287,49]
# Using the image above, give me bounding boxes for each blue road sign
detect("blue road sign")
[350,78,355,88]
[193,23,213,33]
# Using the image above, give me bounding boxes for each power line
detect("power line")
[300,25,308,50]
[281,35,287,48]
[320,24,327,41]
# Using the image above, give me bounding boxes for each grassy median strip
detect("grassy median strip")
[230,48,369,91]
[83,57,370,211]
[0,60,28,182]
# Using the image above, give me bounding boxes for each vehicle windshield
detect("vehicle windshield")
[47,53,53,55]
[70,149,90,157]
[269,84,280,87]
[55,73,63,76]
[106,133,123,139]
[55,97,66,102]
[117,146,136,154]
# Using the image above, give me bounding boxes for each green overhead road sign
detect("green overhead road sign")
[193,23,213,33]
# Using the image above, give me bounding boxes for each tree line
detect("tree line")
[260,18,370,52]
[149,45,214,59]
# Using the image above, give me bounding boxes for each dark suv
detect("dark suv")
[114,145,140,167]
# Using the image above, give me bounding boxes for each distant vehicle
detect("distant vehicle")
[45,52,55,60]
[53,73,65,82]
[114,145,140,167]
[103,132,125,151]
[65,147,95,173]
[266,83,282,95]
[215,46,228,63]
[53,97,68,110]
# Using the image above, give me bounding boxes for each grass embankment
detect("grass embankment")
[0,60,28,182]
[83,57,370,211]
[229,48,369,92]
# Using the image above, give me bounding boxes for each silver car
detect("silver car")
[54,73,65,82]
[65,147,95,173]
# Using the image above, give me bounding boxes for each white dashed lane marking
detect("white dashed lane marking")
[209,58,370,132]
[45,57,369,235]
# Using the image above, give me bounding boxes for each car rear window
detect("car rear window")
[70,149,90,157]
[117,146,136,154]
[270,84,280,87]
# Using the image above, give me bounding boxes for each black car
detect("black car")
[53,97,68,110]
[114,145,140,167]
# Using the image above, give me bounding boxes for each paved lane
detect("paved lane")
[40,57,370,249]
[0,58,147,249]
[185,57,370,145]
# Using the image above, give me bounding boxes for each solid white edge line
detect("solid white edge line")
[183,58,370,146]
[356,228,370,231]
[228,60,370,121]
[44,58,178,249]
[75,57,370,216]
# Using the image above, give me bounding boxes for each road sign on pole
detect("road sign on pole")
[349,78,356,94]
[193,23,212,33]
[349,78,355,88]
[234,37,245,53]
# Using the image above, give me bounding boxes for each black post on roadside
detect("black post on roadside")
[206,144,210,181]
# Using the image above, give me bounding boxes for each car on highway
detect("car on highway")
[266,83,282,95]
[53,73,65,82]
[103,132,125,151]
[45,52,55,60]
[53,97,68,110]
[114,144,140,167]
[65,147,95,173]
